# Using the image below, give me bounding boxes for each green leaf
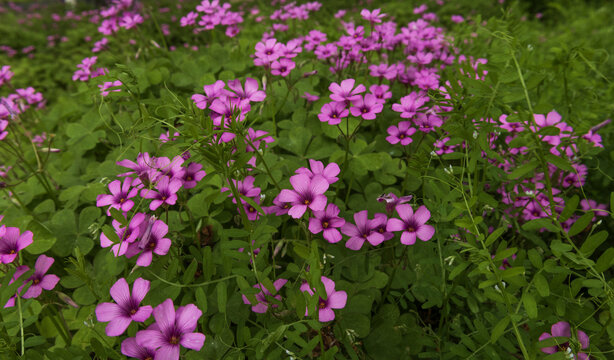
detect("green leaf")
[491,316,510,343]
[559,195,579,222]
[485,227,506,247]
[195,288,208,313]
[523,293,537,318]
[533,273,550,297]
[544,154,574,172]
[507,160,539,179]
[109,208,129,227]
[217,282,227,313]
[580,230,608,257]
[449,262,469,280]
[527,249,543,268]
[568,211,594,237]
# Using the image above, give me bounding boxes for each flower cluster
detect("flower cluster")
[179,0,244,38]
[96,153,206,266]
[96,278,205,360]
[72,56,107,82]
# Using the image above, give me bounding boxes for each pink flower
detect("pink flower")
[278,174,329,218]
[377,193,413,214]
[301,92,320,102]
[539,321,589,360]
[21,254,60,299]
[270,58,295,77]
[0,65,13,87]
[369,84,392,104]
[96,177,140,214]
[342,210,386,250]
[221,175,261,204]
[295,159,340,184]
[0,227,33,264]
[386,204,435,245]
[227,77,266,103]
[451,15,465,23]
[126,217,172,267]
[121,337,157,360]
[182,163,206,189]
[136,299,205,360]
[300,276,347,322]
[433,137,457,155]
[119,13,144,29]
[415,113,443,132]
[309,203,345,243]
[242,279,287,313]
[96,278,153,337]
[368,63,397,80]
[100,214,145,257]
[386,121,416,145]
[392,92,429,118]
[318,101,348,125]
[329,79,365,102]
[140,176,182,210]
[191,80,231,110]
[349,94,383,120]
[99,80,122,97]
[360,8,386,23]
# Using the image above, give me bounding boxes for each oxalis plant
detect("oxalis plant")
[0,0,613,359]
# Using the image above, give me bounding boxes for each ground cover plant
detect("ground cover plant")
[1,0,614,359]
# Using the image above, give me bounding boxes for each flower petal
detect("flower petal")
[328,291,347,309]
[180,332,206,351]
[131,278,150,304]
[106,316,132,337]
[96,302,122,322]
[110,278,131,306]
[400,231,416,245]
[153,298,176,333]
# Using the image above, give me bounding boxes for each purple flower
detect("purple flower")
[539,321,589,360]
[97,177,140,214]
[96,278,153,337]
[227,77,266,103]
[433,137,457,155]
[140,176,182,211]
[0,65,14,87]
[264,194,291,216]
[0,227,33,264]
[100,213,145,257]
[182,163,206,189]
[368,63,397,80]
[126,217,172,267]
[295,159,340,184]
[221,175,261,204]
[301,92,320,102]
[350,94,383,120]
[386,121,416,145]
[98,80,123,97]
[121,337,157,360]
[278,174,329,218]
[386,204,435,245]
[136,299,206,360]
[329,79,365,102]
[270,59,296,77]
[360,8,386,23]
[392,92,429,118]
[415,113,443,132]
[309,204,345,243]
[191,80,231,110]
[377,193,413,214]
[4,265,30,308]
[318,101,349,125]
[300,276,347,322]
[371,213,394,241]
[242,279,287,313]
[342,210,385,250]
[21,254,60,299]
[369,84,392,104]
